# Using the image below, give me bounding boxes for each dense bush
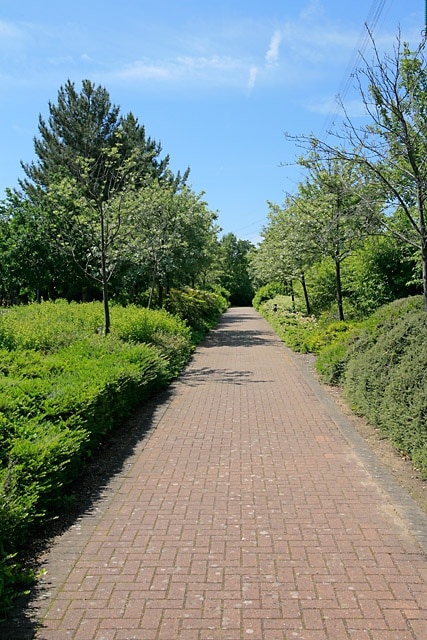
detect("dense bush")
[0,296,217,615]
[165,287,228,342]
[261,294,427,478]
[258,296,319,353]
[316,295,425,385]
[252,282,286,310]
[315,298,427,475]
[343,306,427,472]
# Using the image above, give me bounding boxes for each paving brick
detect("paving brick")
[3,307,425,640]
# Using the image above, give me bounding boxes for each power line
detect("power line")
[320,0,391,139]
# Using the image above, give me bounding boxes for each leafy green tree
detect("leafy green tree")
[307,34,427,308]
[21,79,187,201]
[17,80,190,331]
[217,233,255,305]
[294,149,380,320]
[345,232,420,316]
[0,191,98,304]
[130,182,218,307]
[250,200,315,314]
[45,147,142,332]
[21,80,121,199]
[168,190,220,289]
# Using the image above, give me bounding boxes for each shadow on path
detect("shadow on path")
[0,387,174,640]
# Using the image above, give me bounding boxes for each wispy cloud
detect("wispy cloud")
[265,30,282,66]
[247,66,258,91]
[115,54,244,85]
[0,19,23,39]
[115,61,171,81]
[0,5,415,98]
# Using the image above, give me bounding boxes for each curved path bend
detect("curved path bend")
[9,308,427,639]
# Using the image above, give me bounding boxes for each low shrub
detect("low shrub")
[344,309,427,427]
[260,293,427,477]
[259,297,318,353]
[0,300,103,352]
[315,296,425,385]
[252,282,286,310]
[320,296,427,476]
[381,345,427,473]
[315,338,352,385]
[0,295,219,614]
[165,287,228,341]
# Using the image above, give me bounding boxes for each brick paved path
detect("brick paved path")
[19,309,427,638]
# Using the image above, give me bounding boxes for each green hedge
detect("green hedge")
[343,306,427,473]
[165,287,228,342]
[316,297,427,477]
[260,294,427,478]
[0,297,215,616]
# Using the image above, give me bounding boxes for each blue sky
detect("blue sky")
[0,1,424,243]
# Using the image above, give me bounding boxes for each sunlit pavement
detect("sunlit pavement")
[27,308,427,639]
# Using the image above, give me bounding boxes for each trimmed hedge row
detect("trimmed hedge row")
[259,295,427,478]
[0,293,226,615]
[343,304,427,475]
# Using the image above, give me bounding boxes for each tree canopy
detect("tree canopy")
[0,79,226,330]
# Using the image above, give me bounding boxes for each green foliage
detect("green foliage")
[0,298,211,612]
[303,258,337,317]
[343,308,425,421]
[315,339,350,385]
[344,235,420,316]
[217,233,255,305]
[165,287,228,342]
[112,304,191,344]
[381,345,427,473]
[209,284,230,305]
[0,554,35,619]
[261,294,427,477]
[0,300,104,351]
[252,282,286,310]
[260,296,318,353]
[306,319,356,355]
[342,305,427,475]
[315,295,426,385]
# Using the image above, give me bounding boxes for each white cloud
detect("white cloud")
[247,66,258,90]
[299,0,323,22]
[306,94,366,119]
[265,30,282,66]
[113,54,247,88]
[116,61,171,81]
[0,19,23,39]
[1,8,410,98]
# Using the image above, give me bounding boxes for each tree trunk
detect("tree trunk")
[102,280,110,335]
[421,238,427,310]
[301,273,311,316]
[148,264,157,310]
[289,280,296,312]
[335,259,345,321]
[100,207,110,334]
[101,251,110,334]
